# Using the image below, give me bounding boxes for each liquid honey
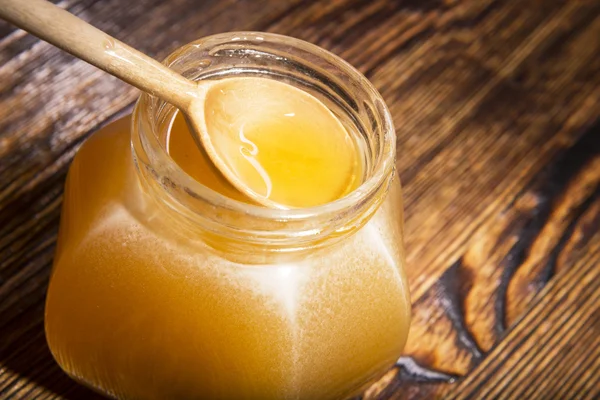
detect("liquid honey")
[45,79,411,400]
[182,77,363,208]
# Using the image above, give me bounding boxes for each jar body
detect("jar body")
[45,117,410,400]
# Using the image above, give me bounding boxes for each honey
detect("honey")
[45,33,411,400]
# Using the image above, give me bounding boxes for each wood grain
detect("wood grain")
[445,228,600,400]
[0,0,599,399]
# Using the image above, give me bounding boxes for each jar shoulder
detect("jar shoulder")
[55,117,138,256]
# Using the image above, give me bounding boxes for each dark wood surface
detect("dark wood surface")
[1,0,599,399]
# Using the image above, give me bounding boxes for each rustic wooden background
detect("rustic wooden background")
[1,0,599,399]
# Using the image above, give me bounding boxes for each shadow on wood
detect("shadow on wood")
[0,301,105,399]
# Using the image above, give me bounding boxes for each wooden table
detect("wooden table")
[1,0,599,399]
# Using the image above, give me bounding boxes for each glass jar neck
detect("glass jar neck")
[130,32,396,260]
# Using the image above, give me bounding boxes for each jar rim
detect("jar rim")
[132,31,396,237]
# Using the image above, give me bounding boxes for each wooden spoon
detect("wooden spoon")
[0,0,286,209]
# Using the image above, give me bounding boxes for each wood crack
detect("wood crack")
[537,183,600,286]
[395,356,459,383]
[495,120,600,334]
[438,259,485,364]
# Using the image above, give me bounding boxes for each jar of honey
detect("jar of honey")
[45,32,411,400]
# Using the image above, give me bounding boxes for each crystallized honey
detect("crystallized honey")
[45,55,410,400]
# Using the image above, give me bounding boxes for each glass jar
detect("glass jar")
[45,32,410,400]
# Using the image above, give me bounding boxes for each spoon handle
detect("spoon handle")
[0,0,197,109]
